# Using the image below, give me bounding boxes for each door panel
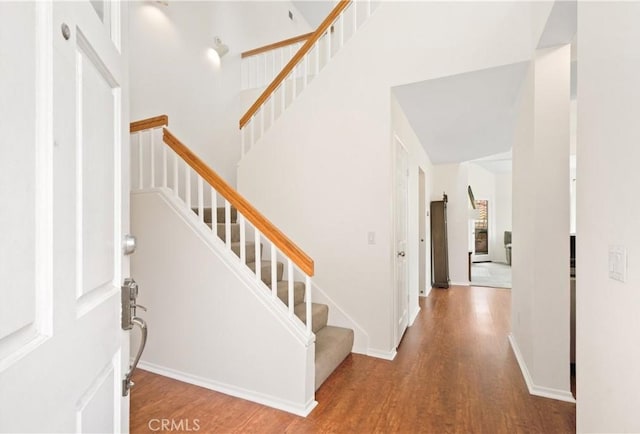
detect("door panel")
[0,2,129,432]
[78,31,118,302]
[0,1,47,371]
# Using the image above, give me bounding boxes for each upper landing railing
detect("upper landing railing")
[238,0,377,156]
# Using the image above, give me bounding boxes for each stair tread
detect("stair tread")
[294,302,328,333]
[314,326,354,390]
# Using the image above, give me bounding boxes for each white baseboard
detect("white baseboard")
[408,306,421,326]
[450,281,470,286]
[366,348,397,361]
[420,286,432,297]
[137,361,318,417]
[508,334,576,403]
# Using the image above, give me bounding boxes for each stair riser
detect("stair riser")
[295,303,328,334]
[217,223,240,243]
[192,207,238,224]
[231,242,262,264]
[276,281,305,307]
[247,261,284,286]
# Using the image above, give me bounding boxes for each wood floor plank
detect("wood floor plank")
[130,285,575,433]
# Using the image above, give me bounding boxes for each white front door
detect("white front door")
[0,2,130,432]
[394,137,409,347]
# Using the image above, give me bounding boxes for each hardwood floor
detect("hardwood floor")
[130,285,576,433]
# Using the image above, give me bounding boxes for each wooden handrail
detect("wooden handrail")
[130,115,168,133]
[162,128,314,276]
[239,0,351,128]
[241,32,314,59]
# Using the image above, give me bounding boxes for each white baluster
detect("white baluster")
[339,13,345,48]
[291,69,297,100]
[173,151,179,197]
[224,200,231,250]
[366,0,371,18]
[211,187,218,227]
[250,56,255,89]
[269,95,274,127]
[315,40,320,76]
[184,163,191,208]
[287,260,294,317]
[138,131,143,189]
[263,53,268,87]
[271,50,276,83]
[240,127,246,157]
[254,230,261,283]
[260,106,264,138]
[162,143,167,188]
[303,52,308,89]
[150,129,155,188]
[353,1,357,32]
[197,177,203,223]
[305,275,312,333]
[326,26,332,62]
[239,214,246,264]
[271,244,277,297]
[280,82,286,114]
[280,46,285,71]
[250,117,255,149]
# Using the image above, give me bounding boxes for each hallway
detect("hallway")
[131,286,575,433]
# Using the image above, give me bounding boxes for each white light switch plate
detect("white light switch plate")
[609,245,627,283]
[367,232,376,245]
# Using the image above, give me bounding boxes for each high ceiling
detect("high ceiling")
[291,1,332,28]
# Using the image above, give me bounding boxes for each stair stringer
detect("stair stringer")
[131,189,317,416]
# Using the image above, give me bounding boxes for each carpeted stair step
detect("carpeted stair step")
[247,260,284,286]
[192,207,237,224]
[314,326,354,391]
[294,302,328,334]
[276,281,305,306]
[230,241,262,264]
[209,222,240,243]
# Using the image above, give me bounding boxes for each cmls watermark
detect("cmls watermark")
[148,418,200,432]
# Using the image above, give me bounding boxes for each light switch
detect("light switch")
[608,245,627,283]
[367,232,376,245]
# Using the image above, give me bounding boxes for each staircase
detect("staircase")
[197,206,354,389]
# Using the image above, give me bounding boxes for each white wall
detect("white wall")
[129,1,312,186]
[577,3,640,432]
[237,2,549,355]
[131,191,315,416]
[511,44,572,401]
[391,94,433,321]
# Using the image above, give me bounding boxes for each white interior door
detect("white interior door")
[394,138,409,347]
[0,2,130,432]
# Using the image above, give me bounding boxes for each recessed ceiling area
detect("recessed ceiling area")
[291,1,332,28]
[392,61,530,165]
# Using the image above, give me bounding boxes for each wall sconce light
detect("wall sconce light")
[212,36,229,58]
[207,36,228,67]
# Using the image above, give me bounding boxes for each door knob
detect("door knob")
[123,234,137,255]
[398,251,406,257]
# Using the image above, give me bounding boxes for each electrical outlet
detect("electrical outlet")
[367,232,376,245]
